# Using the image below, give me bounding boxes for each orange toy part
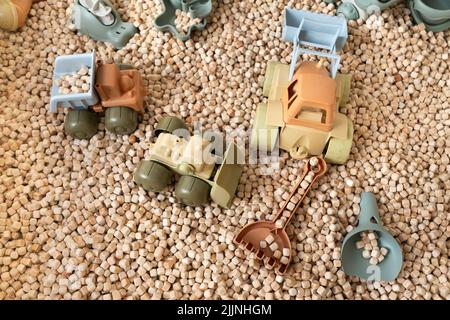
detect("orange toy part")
[281,61,336,132]
[12,0,42,28]
[94,62,146,114]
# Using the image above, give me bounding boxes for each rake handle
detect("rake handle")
[274,156,328,228]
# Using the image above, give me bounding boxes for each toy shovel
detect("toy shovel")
[341,192,403,281]
[234,156,327,274]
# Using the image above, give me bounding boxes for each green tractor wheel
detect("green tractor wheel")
[64,109,98,139]
[336,73,352,107]
[175,175,211,206]
[105,106,139,135]
[155,115,189,137]
[263,61,282,97]
[324,122,354,165]
[134,160,173,192]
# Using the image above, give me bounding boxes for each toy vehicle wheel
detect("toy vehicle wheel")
[263,61,282,97]
[155,115,189,137]
[337,3,360,20]
[250,104,279,152]
[336,73,351,107]
[105,106,139,135]
[324,122,353,164]
[119,64,134,70]
[64,109,98,139]
[134,160,173,192]
[175,176,211,206]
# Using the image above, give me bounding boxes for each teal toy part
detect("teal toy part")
[154,0,212,41]
[329,0,402,20]
[341,192,403,281]
[72,0,138,49]
[283,8,348,79]
[408,0,450,32]
[50,52,99,113]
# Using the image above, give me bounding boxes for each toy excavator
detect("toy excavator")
[251,9,354,165]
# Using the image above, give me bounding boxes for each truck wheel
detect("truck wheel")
[119,64,134,70]
[175,176,211,206]
[263,61,281,97]
[336,73,351,107]
[337,3,360,20]
[105,106,139,135]
[134,160,173,192]
[155,116,189,137]
[64,109,98,139]
[324,122,353,164]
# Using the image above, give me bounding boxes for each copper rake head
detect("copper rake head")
[234,156,327,274]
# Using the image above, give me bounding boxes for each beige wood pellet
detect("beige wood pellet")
[269,243,278,251]
[286,202,295,211]
[174,9,202,34]
[265,234,274,245]
[57,65,91,94]
[273,250,281,259]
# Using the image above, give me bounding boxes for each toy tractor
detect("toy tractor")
[134,116,244,208]
[251,9,354,164]
[50,51,146,139]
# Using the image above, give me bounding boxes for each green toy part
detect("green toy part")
[175,175,211,206]
[408,0,450,32]
[64,109,98,139]
[134,160,173,192]
[336,73,351,107]
[250,103,279,152]
[72,0,138,49]
[105,106,139,135]
[210,142,244,208]
[341,192,403,281]
[154,0,212,41]
[324,121,353,164]
[262,61,282,97]
[332,0,402,21]
[337,2,360,20]
[155,115,189,136]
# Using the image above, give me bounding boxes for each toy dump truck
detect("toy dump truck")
[251,9,354,164]
[134,116,243,208]
[50,51,145,139]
